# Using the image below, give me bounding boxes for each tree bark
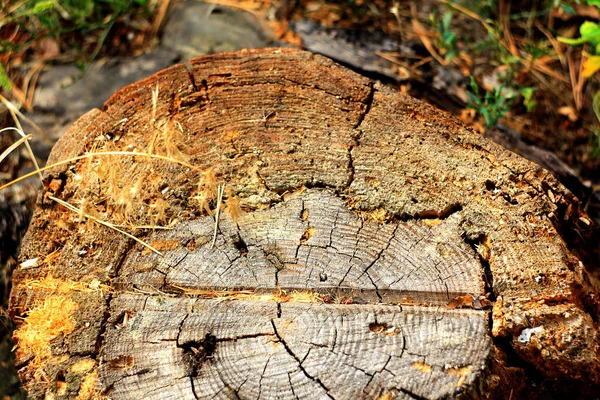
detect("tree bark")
[8,48,600,399]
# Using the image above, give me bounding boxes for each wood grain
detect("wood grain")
[8,48,599,399]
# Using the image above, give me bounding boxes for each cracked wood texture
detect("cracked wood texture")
[9,48,600,399]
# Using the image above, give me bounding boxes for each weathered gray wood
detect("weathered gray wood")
[8,48,600,399]
[100,296,488,400]
[119,190,483,304]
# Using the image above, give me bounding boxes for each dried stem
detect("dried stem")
[0,150,199,192]
[211,184,225,248]
[48,195,163,255]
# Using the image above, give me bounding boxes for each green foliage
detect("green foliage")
[523,41,553,61]
[558,21,600,52]
[466,76,510,128]
[1,0,152,55]
[457,0,497,19]
[431,11,458,60]
[0,63,12,92]
[519,87,537,113]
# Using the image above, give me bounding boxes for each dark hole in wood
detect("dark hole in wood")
[180,333,217,377]
[485,180,497,191]
[233,236,248,257]
[208,73,232,78]
[438,202,463,219]
[462,233,495,301]
[113,310,133,328]
[368,322,399,336]
[107,355,134,370]
[502,194,518,205]
[55,370,67,392]
[300,209,309,221]
[300,227,315,243]
[185,239,197,251]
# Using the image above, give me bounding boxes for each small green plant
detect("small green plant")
[519,87,537,113]
[466,76,510,129]
[431,10,458,61]
[1,0,153,62]
[559,20,600,75]
[556,0,600,156]
[558,1,600,77]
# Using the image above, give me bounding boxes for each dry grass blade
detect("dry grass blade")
[170,286,327,304]
[21,61,45,115]
[439,0,500,44]
[200,0,264,14]
[0,99,44,183]
[48,195,163,256]
[151,0,171,37]
[0,150,200,192]
[112,223,173,230]
[151,83,159,123]
[8,85,31,111]
[535,21,566,66]
[211,183,225,248]
[0,94,49,142]
[440,0,568,84]
[0,129,32,164]
[500,0,518,57]
[410,4,447,66]
[375,51,426,78]
[568,53,585,111]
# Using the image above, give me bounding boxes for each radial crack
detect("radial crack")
[271,320,335,399]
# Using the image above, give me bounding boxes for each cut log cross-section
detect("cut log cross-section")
[8,48,600,399]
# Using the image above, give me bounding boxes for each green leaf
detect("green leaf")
[32,0,57,15]
[583,54,600,77]
[558,21,600,49]
[0,63,12,92]
[580,20,600,38]
[592,91,600,123]
[520,87,537,113]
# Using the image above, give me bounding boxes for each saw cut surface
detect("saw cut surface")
[10,48,599,400]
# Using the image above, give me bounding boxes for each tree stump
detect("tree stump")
[9,48,600,399]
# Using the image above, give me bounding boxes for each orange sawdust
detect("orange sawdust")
[172,286,329,304]
[412,361,433,373]
[70,359,96,373]
[300,226,316,243]
[76,369,105,400]
[142,239,181,254]
[21,274,108,294]
[355,208,390,223]
[13,295,78,368]
[446,365,474,387]
[447,294,475,309]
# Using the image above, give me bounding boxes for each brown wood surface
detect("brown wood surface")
[8,48,600,399]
